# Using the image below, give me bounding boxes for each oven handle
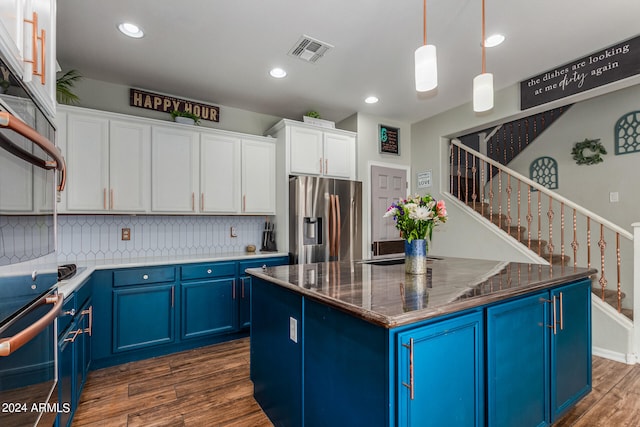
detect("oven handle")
[0,293,64,357]
[0,111,67,191]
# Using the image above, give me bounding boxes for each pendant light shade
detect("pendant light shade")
[473,0,494,112]
[415,0,437,92]
[473,72,494,112]
[415,44,438,92]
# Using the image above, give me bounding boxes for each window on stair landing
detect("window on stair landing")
[529,156,558,191]
[614,111,640,155]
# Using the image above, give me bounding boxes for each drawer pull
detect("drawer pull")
[64,329,82,343]
[207,269,212,274]
[143,274,149,280]
[82,306,93,336]
[402,338,415,400]
[63,308,76,316]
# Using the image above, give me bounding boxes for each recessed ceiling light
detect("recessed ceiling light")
[118,22,144,38]
[269,68,287,78]
[484,34,505,48]
[365,96,379,104]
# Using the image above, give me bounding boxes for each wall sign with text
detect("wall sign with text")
[520,35,640,110]
[379,124,400,155]
[130,88,220,122]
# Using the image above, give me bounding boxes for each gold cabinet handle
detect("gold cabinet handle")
[35,28,45,85]
[319,158,323,173]
[81,306,93,336]
[544,296,558,335]
[110,189,114,210]
[559,292,564,331]
[23,12,38,74]
[243,195,246,212]
[103,188,107,210]
[402,338,415,400]
[64,328,82,343]
[325,159,328,174]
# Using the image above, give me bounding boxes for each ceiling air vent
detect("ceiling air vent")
[288,35,333,63]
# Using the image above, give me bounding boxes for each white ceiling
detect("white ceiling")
[56,0,640,124]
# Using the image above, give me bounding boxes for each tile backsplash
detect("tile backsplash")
[57,215,271,262]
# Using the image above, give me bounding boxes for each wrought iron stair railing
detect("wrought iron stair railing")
[449,138,634,318]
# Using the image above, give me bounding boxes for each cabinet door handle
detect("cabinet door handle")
[325,159,328,174]
[64,329,81,343]
[545,296,558,335]
[23,13,38,77]
[103,188,107,210]
[201,193,204,211]
[243,195,246,212]
[110,189,114,210]
[559,292,564,331]
[232,279,236,300]
[402,338,415,400]
[171,287,175,307]
[192,192,195,212]
[81,306,93,336]
[319,158,323,173]
[240,277,245,299]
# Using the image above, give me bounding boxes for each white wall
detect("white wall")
[349,113,413,258]
[69,77,281,135]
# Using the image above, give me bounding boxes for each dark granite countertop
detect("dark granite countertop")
[246,256,596,328]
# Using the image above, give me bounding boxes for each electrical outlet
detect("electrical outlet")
[121,228,131,241]
[609,192,619,203]
[230,226,237,237]
[289,317,298,343]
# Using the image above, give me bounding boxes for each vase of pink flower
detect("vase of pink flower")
[384,194,448,274]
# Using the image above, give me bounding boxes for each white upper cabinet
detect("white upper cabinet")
[289,126,323,175]
[241,138,275,214]
[323,132,354,179]
[200,133,241,213]
[151,125,199,213]
[65,113,109,211]
[268,119,357,180]
[61,107,150,213]
[58,106,276,216]
[0,0,25,78]
[109,120,150,212]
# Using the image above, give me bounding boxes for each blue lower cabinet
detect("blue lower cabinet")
[181,278,236,339]
[397,311,484,427]
[238,276,251,329]
[551,280,592,421]
[486,279,591,427]
[251,278,302,427]
[113,284,175,352]
[487,291,549,427]
[57,329,74,427]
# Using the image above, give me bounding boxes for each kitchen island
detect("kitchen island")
[247,257,596,427]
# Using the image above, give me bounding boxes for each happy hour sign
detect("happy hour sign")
[520,35,640,110]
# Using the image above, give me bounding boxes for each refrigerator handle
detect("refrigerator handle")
[335,194,341,259]
[329,194,336,259]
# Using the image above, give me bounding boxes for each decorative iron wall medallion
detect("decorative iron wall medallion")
[614,111,640,155]
[530,156,558,190]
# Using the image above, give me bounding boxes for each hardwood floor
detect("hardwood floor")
[74,338,640,426]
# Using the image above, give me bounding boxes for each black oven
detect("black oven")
[0,50,65,427]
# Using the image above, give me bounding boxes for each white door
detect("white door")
[66,113,109,211]
[323,132,355,179]
[200,133,241,213]
[151,126,199,213]
[109,120,150,212]
[241,139,275,214]
[289,126,322,175]
[371,165,407,243]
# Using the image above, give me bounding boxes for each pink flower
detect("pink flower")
[436,200,447,216]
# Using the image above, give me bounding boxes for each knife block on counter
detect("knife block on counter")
[261,230,277,252]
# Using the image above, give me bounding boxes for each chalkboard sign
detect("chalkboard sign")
[379,124,400,155]
[520,35,640,110]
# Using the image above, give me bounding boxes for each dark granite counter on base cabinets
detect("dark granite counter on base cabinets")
[247,257,596,427]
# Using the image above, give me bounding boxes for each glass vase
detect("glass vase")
[405,239,428,275]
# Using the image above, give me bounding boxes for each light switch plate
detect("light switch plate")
[609,192,619,203]
[289,317,298,343]
[230,226,238,237]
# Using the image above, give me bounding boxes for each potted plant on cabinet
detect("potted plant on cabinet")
[170,110,201,125]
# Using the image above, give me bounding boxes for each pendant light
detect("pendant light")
[415,0,437,92]
[473,0,494,112]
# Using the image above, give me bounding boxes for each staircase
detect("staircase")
[449,139,634,322]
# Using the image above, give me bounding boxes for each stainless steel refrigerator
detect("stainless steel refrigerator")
[289,176,362,264]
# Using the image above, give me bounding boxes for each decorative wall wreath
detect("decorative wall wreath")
[571,138,607,165]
